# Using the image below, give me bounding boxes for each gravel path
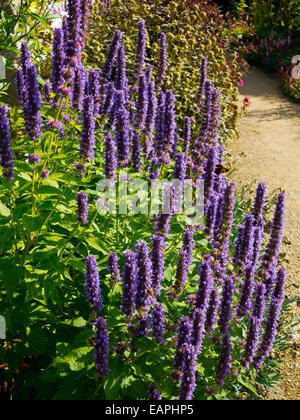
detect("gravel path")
[230,67,300,400]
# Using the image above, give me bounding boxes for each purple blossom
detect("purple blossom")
[148,384,161,400]
[85,255,103,312]
[108,252,121,285]
[77,191,88,225]
[115,45,128,96]
[51,28,66,95]
[218,276,234,336]
[24,65,42,141]
[174,152,186,183]
[164,90,176,158]
[132,132,141,173]
[154,91,165,160]
[135,241,153,313]
[260,192,285,295]
[151,303,164,344]
[183,226,195,267]
[173,316,191,378]
[242,316,261,369]
[144,79,156,155]
[0,106,14,180]
[121,250,137,318]
[155,32,167,89]
[86,70,100,115]
[271,267,286,302]
[28,154,41,164]
[173,248,188,296]
[191,308,205,355]
[151,235,165,296]
[101,30,122,81]
[237,214,255,269]
[178,344,196,400]
[80,95,95,161]
[104,134,117,179]
[237,265,254,318]
[116,105,129,167]
[20,43,31,75]
[71,65,85,111]
[15,68,26,106]
[254,294,284,370]
[195,260,212,313]
[133,19,147,83]
[136,73,148,129]
[205,288,220,334]
[41,169,50,179]
[252,219,265,270]
[204,146,217,202]
[93,317,110,379]
[65,0,82,69]
[252,182,267,222]
[101,82,115,118]
[216,334,232,386]
[253,283,266,321]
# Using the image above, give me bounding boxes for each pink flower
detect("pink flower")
[238,79,244,87]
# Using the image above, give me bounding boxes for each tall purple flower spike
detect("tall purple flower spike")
[0,106,14,180]
[93,317,110,379]
[85,255,103,312]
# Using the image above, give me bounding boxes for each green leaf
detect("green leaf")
[237,376,259,396]
[104,357,125,400]
[0,201,10,217]
[22,214,44,232]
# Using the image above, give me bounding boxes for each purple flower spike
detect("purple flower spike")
[101,30,122,81]
[173,316,191,378]
[132,132,141,173]
[205,288,220,334]
[136,73,148,129]
[191,308,205,355]
[77,191,88,225]
[65,0,82,69]
[133,19,147,83]
[237,265,254,318]
[144,79,156,155]
[178,343,196,400]
[174,248,188,296]
[151,235,165,296]
[252,182,267,222]
[254,293,284,370]
[108,252,121,286]
[151,303,164,344]
[80,95,95,161]
[135,241,153,313]
[271,267,286,303]
[116,105,129,167]
[71,65,85,111]
[148,384,161,400]
[253,283,266,321]
[242,316,261,369]
[16,68,26,106]
[121,250,137,318]
[85,255,103,312]
[115,45,128,96]
[183,116,191,160]
[24,65,42,141]
[195,260,212,313]
[260,192,285,294]
[93,317,110,379]
[216,334,232,386]
[0,106,14,180]
[218,276,234,336]
[20,43,31,75]
[104,134,117,179]
[183,226,195,267]
[164,89,176,157]
[51,28,66,95]
[154,91,165,160]
[155,32,167,89]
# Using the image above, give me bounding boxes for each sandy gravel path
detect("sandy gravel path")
[229,67,300,400]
